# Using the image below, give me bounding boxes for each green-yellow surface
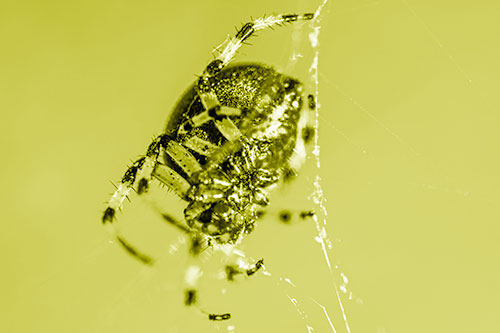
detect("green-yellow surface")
[1,0,499,332]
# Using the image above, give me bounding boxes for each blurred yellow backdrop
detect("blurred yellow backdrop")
[1,0,499,332]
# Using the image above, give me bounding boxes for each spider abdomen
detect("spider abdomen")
[166,63,304,170]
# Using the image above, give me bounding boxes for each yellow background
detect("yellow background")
[1,0,499,332]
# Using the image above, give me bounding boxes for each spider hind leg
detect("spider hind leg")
[116,235,154,265]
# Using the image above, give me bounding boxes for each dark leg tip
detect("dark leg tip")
[279,210,292,223]
[225,265,241,281]
[102,207,115,224]
[209,313,231,321]
[307,94,316,110]
[246,258,264,276]
[206,59,224,76]
[137,178,149,195]
[300,210,316,219]
[304,13,315,20]
[185,289,197,306]
[302,126,315,144]
[116,236,154,265]
[282,14,299,22]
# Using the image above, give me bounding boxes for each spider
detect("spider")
[102,12,318,321]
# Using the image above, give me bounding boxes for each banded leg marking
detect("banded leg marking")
[152,163,191,199]
[214,118,242,142]
[183,135,220,156]
[214,13,315,67]
[165,140,202,179]
[102,157,146,224]
[102,135,192,265]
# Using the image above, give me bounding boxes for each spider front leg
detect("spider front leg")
[102,135,166,225]
[192,13,316,120]
[103,134,206,222]
[102,134,199,264]
[214,13,315,68]
[183,250,232,321]
[102,140,162,264]
[178,13,315,134]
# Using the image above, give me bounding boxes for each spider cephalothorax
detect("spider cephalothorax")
[102,12,317,321]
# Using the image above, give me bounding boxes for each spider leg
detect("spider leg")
[103,134,204,264]
[184,266,231,321]
[103,134,205,222]
[103,136,170,224]
[151,163,191,198]
[182,135,221,156]
[161,213,190,234]
[213,13,315,68]
[277,209,316,224]
[159,213,211,256]
[179,13,314,133]
[103,207,155,265]
[213,117,242,142]
[180,114,247,171]
[164,140,202,179]
[115,235,154,265]
[225,258,264,281]
[102,156,156,265]
[177,95,242,134]
[179,117,245,164]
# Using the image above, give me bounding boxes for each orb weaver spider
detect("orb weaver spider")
[103,12,317,321]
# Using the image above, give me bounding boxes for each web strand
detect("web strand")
[308,0,352,332]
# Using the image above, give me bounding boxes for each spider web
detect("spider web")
[303,1,352,331]
[309,1,353,331]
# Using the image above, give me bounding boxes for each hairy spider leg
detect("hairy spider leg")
[102,134,205,264]
[101,136,166,263]
[180,115,248,169]
[181,13,314,132]
[103,136,183,224]
[215,13,315,66]
[102,157,156,264]
[179,117,247,166]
